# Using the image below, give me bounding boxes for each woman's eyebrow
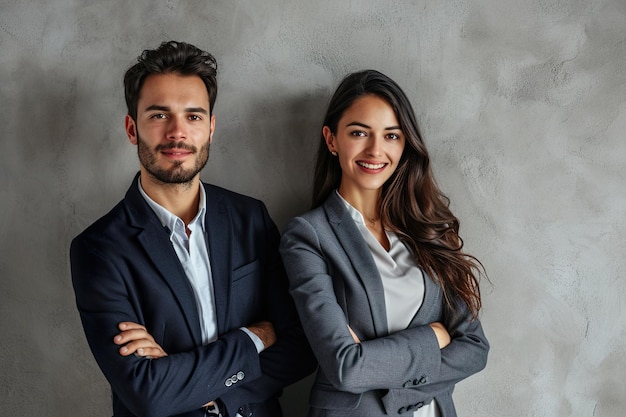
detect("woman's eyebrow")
[346,121,401,130]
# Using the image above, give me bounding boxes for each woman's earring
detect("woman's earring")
[331,151,338,156]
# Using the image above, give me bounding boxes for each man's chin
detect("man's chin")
[145,167,199,185]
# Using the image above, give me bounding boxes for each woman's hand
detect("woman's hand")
[429,322,451,349]
[114,322,168,358]
[347,325,361,343]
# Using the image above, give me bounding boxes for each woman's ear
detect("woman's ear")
[323,126,336,154]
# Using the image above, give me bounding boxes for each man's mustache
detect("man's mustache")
[155,142,197,152]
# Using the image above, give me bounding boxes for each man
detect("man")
[70,41,316,417]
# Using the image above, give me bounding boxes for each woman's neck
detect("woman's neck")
[337,186,389,249]
[337,186,381,223]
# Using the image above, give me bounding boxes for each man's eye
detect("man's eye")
[151,114,166,119]
[189,115,202,121]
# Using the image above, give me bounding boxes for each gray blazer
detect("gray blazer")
[280,192,489,417]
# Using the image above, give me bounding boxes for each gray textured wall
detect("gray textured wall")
[1,0,624,416]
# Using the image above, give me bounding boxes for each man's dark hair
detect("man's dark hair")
[123,40,218,120]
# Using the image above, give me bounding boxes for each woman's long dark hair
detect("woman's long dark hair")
[313,70,484,319]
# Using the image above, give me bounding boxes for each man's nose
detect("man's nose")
[166,117,186,140]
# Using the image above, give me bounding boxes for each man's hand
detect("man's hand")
[246,321,276,349]
[114,322,168,358]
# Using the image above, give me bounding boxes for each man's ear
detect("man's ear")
[125,115,138,145]
[209,114,215,144]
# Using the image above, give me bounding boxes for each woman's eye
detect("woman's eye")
[350,130,366,137]
[388,133,400,140]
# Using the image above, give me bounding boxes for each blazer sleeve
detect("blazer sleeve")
[71,236,264,417]
[218,201,317,411]
[280,216,488,399]
[380,300,489,413]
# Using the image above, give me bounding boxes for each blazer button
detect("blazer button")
[225,378,233,387]
[237,405,253,417]
[237,371,245,381]
[398,406,406,414]
[418,376,427,384]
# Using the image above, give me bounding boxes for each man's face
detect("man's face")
[125,73,215,185]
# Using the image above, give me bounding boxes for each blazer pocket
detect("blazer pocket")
[232,259,260,282]
[231,259,263,323]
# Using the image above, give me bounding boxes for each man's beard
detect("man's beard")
[136,134,210,184]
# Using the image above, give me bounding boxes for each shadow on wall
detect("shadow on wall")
[206,88,330,230]
[271,91,331,227]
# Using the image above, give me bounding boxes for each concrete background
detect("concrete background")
[1,0,624,416]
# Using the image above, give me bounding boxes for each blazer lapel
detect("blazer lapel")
[408,270,441,327]
[203,184,232,334]
[124,175,203,345]
[324,193,388,338]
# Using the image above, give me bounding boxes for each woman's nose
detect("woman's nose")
[366,136,383,157]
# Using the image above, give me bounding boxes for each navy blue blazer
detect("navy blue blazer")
[71,175,315,417]
[280,192,489,417]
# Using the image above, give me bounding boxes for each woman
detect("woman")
[279,70,489,417]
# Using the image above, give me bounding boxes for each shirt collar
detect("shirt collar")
[138,177,207,236]
[335,189,367,226]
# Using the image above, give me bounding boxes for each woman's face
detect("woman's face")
[324,94,405,199]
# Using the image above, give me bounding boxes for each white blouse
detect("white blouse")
[339,193,441,417]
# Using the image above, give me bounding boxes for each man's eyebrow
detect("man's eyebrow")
[143,105,209,114]
[185,107,209,114]
[144,105,170,112]
[346,121,401,130]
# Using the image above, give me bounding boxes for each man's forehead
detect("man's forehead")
[138,73,211,109]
